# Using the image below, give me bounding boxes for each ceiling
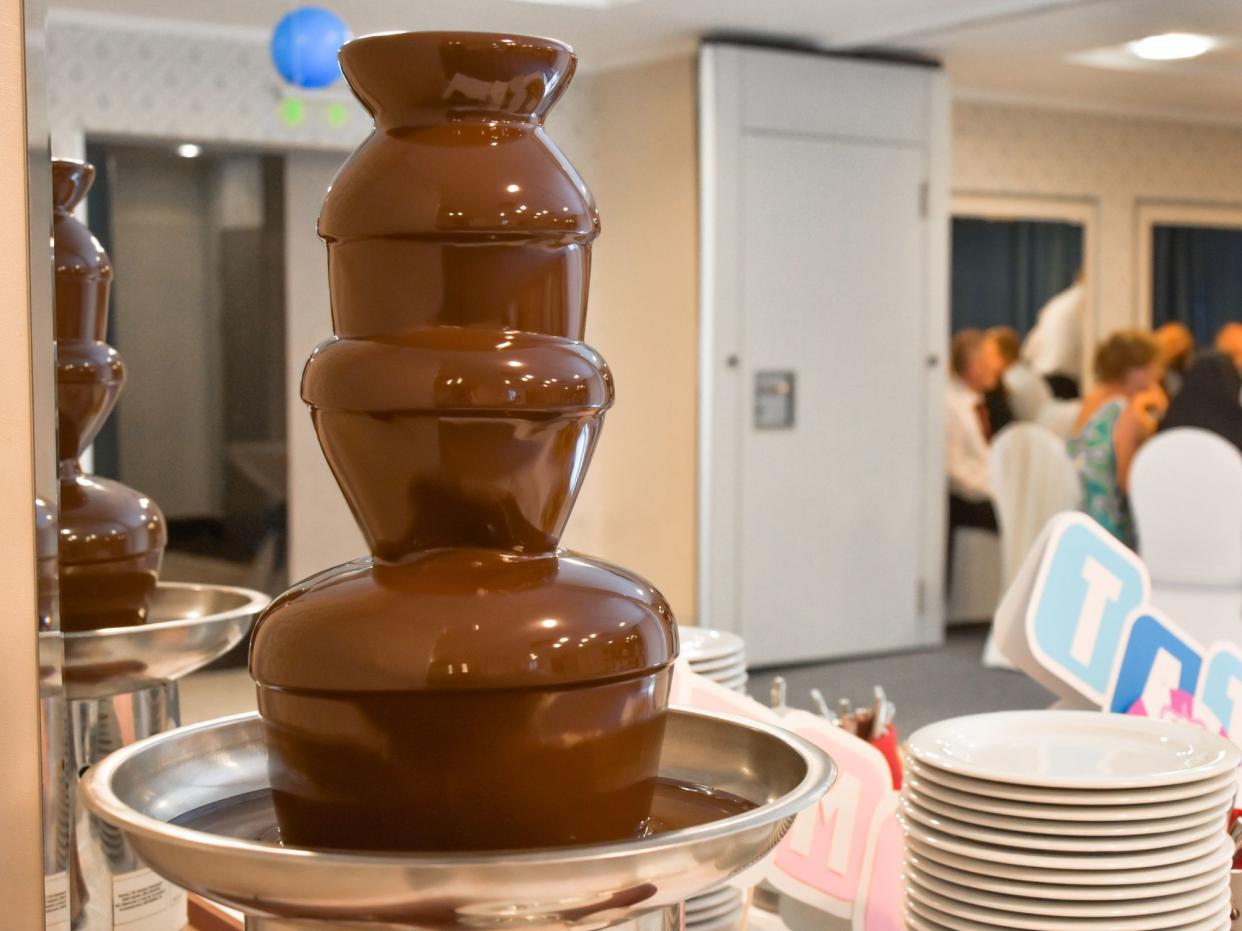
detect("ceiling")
[48,0,1242,122]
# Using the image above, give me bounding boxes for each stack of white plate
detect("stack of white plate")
[679,626,747,693]
[900,711,1240,931]
[684,883,745,930]
[678,627,749,928]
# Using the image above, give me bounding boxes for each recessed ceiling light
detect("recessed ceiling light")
[175,143,202,158]
[1127,33,1217,61]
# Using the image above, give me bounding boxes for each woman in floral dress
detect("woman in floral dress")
[1068,330,1167,549]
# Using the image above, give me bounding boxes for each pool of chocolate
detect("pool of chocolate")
[173,777,757,850]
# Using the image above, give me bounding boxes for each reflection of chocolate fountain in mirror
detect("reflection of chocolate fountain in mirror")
[250,31,679,852]
[52,158,166,632]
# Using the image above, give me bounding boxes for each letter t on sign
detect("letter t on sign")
[1071,557,1123,667]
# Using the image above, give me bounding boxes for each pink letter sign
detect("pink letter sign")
[767,709,900,918]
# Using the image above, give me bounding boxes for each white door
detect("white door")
[699,45,948,666]
[739,136,927,664]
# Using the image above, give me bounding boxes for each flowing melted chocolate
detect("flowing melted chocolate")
[51,159,165,633]
[249,32,678,852]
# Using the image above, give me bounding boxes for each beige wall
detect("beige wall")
[953,99,1242,343]
[284,150,365,581]
[555,56,700,624]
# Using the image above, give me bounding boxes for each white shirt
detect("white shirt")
[1003,360,1053,422]
[1022,283,1084,378]
[947,376,992,502]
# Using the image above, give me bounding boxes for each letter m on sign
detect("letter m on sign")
[769,712,893,915]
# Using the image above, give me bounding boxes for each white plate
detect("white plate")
[905,845,1230,901]
[714,673,749,688]
[904,833,1232,885]
[900,796,1224,852]
[686,887,737,909]
[688,654,747,674]
[685,909,744,931]
[684,899,741,924]
[905,772,1237,822]
[904,786,1228,837]
[697,663,747,680]
[906,892,1231,931]
[905,861,1227,917]
[905,881,1230,931]
[906,711,1241,789]
[903,899,1233,931]
[908,758,1238,806]
[901,817,1225,871]
[678,627,746,663]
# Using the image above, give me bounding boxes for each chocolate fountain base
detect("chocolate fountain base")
[67,582,269,931]
[81,708,834,930]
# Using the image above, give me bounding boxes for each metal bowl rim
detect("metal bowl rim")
[81,705,835,868]
[62,581,270,641]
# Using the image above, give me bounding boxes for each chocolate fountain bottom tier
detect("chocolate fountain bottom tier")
[59,552,160,632]
[257,668,671,851]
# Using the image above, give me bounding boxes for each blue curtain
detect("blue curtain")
[951,218,1083,334]
[1152,225,1242,346]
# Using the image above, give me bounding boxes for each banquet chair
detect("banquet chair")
[982,423,1082,668]
[1131,428,1242,588]
[1130,429,1242,646]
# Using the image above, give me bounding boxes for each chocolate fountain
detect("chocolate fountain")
[250,30,676,853]
[51,158,269,931]
[52,158,165,634]
[80,32,835,930]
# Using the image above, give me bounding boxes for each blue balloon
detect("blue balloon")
[270,7,350,90]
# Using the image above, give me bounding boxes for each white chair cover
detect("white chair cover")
[1035,398,1082,441]
[1131,428,1242,587]
[983,424,1082,667]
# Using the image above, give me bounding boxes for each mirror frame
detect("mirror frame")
[0,0,59,924]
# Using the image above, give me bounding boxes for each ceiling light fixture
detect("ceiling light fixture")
[1127,32,1217,61]
[175,143,202,158]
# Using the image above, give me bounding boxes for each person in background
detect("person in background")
[1161,322,1242,452]
[1154,321,1195,398]
[946,329,1004,574]
[1022,268,1085,399]
[983,327,1016,435]
[1216,322,1242,368]
[1068,330,1166,548]
[990,325,1051,423]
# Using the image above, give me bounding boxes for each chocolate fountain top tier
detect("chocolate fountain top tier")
[52,159,112,343]
[320,31,599,340]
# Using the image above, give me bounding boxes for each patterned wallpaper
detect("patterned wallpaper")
[953,99,1242,339]
[44,10,601,164]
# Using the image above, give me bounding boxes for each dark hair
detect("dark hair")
[951,329,986,377]
[1093,329,1159,384]
[988,326,1020,365]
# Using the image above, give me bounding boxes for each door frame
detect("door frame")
[1134,198,1242,331]
[697,42,949,650]
[951,192,1100,385]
